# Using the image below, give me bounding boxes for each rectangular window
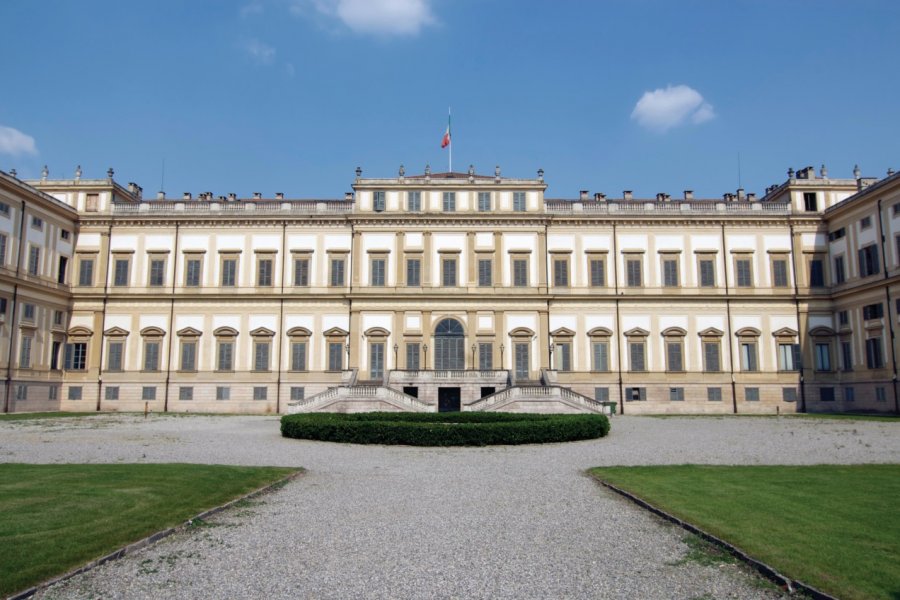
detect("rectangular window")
[828,227,846,241]
[698,257,716,287]
[626,387,646,401]
[284,340,305,372]
[478,192,490,212]
[745,387,760,402]
[707,387,722,402]
[86,194,99,212]
[405,258,421,286]
[772,258,789,287]
[328,342,343,371]
[179,386,193,401]
[142,386,156,401]
[833,256,845,284]
[58,256,68,284]
[662,258,679,287]
[858,244,880,277]
[185,258,202,287]
[64,343,87,370]
[0,233,6,266]
[407,191,421,212]
[48,386,58,400]
[293,257,309,287]
[860,216,872,229]
[144,341,160,371]
[373,190,386,212]
[442,192,456,212]
[217,341,234,371]
[28,246,40,276]
[553,259,569,287]
[406,343,421,370]
[253,386,268,400]
[221,258,237,287]
[50,340,61,370]
[803,192,818,211]
[257,257,273,286]
[863,303,884,320]
[589,258,605,287]
[107,341,124,371]
[735,257,753,287]
[809,259,825,287]
[78,258,94,286]
[478,342,493,370]
[556,342,572,371]
[592,341,609,372]
[148,258,166,287]
[844,387,855,402]
[19,335,33,368]
[814,343,831,371]
[31,216,43,230]
[330,258,345,286]
[669,387,684,402]
[741,342,759,371]
[513,191,526,211]
[777,343,800,371]
[22,303,35,321]
[0,298,6,315]
[51,310,61,328]
[105,386,119,401]
[783,388,798,402]
[594,387,609,402]
[513,258,528,287]
[442,258,457,287]
[254,341,271,371]
[703,341,721,372]
[61,229,70,240]
[216,386,230,401]
[0,203,8,216]
[477,259,492,287]
[290,387,305,401]
[180,340,197,371]
[369,342,385,379]
[625,257,642,287]
[838,310,849,326]
[68,386,83,400]
[666,340,683,371]
[629,340,646,371]
[820,387,835,402]
[370,258,386,286]
[840,341,853,371]
[876,387,887,402]
[866,337,884,369]
[113,258,129,286]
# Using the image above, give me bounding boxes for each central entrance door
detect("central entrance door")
[438,387,461,412]
[434,318,465,370]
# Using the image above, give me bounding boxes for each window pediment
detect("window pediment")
[103,326,130,338]
[323,327,349,337]
[213,326,239,337]
[771,327,798,337]
[364,327,391,338]
[177,327,203,337]
[286,326,312,337]
[509,326,535,338]
[67,325,93,337]
[698,327,724,338]
[661,327,687,337]
[550,327,576,338]
[808,326,835,337]
[735,327,761,338]
[140,326,166,337]
[587,327,613,338]
[624,327,649,338]
[250,327,276,338]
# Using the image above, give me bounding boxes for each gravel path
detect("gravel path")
[2,414,897,599]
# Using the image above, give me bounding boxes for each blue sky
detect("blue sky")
[1,0,898,199]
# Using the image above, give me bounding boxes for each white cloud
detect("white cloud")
[243,38,276,65]
[240,2,264,17]
[296,0,435,36]
[0,125,38,157]
[630,85,716,132]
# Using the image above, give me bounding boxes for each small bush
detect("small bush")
[280,412,610,446]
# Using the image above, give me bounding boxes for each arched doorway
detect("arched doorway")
[434,318,465,370]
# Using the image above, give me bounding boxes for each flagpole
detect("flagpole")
[448,107,452,173]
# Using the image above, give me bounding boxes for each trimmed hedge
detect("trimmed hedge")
[280,412,610,446]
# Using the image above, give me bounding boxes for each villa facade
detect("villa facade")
[2,164,899,415]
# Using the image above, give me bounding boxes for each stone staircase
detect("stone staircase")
[467,385,611,414]
[287,384,432,414]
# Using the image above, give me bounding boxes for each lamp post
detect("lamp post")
[423,344,428,370]
[549,343,554,369]
[393,343,399,369]
[471,344,477,370]
[345,342,350,368]
[499,343,505,367]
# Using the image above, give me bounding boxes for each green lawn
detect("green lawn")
[0,412,101,421]
[590,464,900,600]
[0,463,299,597]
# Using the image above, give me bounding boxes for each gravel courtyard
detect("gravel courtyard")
[3,414,898,599]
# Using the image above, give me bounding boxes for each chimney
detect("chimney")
[623,190,633,201]
[275,192,284,200]
[344,192,353,201]
[156,191,165,200]
[747,193,757,201]
[253,192,262,199]
[593,192,606,201]
[218,195,227,201]
[205,191,213,199]
[737,188,746,200]
[655,193,665,202]
[128,182,137,194]
[683,190,694,200]
[228,193,237,201]
[724,193,734,202]
[579,190,590,200]
[183,192,192,200]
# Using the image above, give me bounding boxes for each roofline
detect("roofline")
[0,170,80,216]
[824,171,900,217]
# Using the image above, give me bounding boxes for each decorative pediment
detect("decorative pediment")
[176,327,203,337]
[624,327,649,337]
[139,326,166,337]
[698,327,724,338]
[808,326,835,337]
[103,326,130,337]
[250,326,275,337]
[364,327,391,337]
[771,327,798,338]
[735,327,761,337]
[587,327,613,337]
[550,327,576,337]
[286,326,312,337]
[323,327,349,337]
[661,327,687,337]
[509,327,535,338]
[213,326,239,337]
[67,325,93,338]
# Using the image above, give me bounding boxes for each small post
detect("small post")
[144,401,149,419]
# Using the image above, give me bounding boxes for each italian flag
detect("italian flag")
[441,113,451,148]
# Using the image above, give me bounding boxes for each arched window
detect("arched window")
[434,318,464,370]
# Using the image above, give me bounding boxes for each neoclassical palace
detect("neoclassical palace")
[1,163,899,415]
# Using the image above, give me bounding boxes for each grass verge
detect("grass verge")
[0,463,298,597]
[590,464,900,600]
[0,412,101,421]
